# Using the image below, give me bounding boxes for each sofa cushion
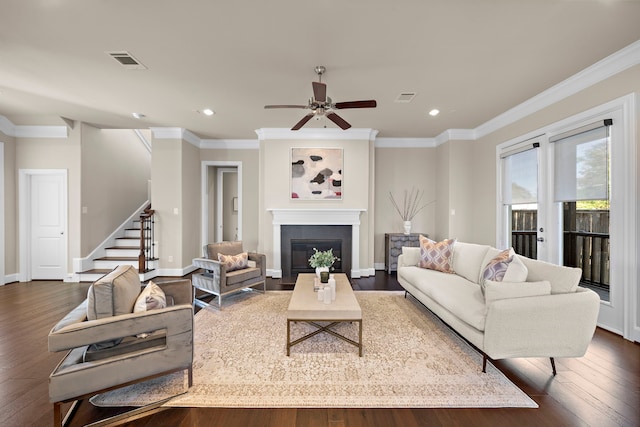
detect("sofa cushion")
[218,252,249,272]
[427,274,487,331]
[503,255,528,282]
[518,256,582,294]
[418,235,455,273]
[133,281,167,312]
[400,246,420,267]
[87,265,141,321]
[453,242,491,284]
[483,279,552,304]
[399,266,486,331]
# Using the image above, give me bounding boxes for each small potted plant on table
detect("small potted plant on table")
[309,248,339,283]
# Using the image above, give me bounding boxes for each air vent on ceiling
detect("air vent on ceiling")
[394,92,417,103]
[106,51,147,69]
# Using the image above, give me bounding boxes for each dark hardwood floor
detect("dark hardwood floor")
[1,272,638,427]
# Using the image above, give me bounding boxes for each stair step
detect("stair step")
[75,268,157,283]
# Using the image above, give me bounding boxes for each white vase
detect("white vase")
[403,220,412,235]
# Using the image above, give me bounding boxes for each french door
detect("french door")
[499,107,628,336]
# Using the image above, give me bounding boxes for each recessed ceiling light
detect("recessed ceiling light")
[428,109,440,117]
[132,112,146,119]
[201,108,215,116]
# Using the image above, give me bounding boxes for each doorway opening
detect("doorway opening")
[201,161,242,250]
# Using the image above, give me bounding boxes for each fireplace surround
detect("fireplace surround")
[268,209,364,279]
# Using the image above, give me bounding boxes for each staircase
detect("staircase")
[76,207,158,283]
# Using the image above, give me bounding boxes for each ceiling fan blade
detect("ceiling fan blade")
[326,112,351,130]
[264,105,308,109]
[312,82,327,103]
[334,100,377,109]
[291,113,315,130]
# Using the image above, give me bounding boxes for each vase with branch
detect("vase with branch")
[389,188,433,234]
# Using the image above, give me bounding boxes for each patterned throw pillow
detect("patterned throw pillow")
[481,249,514,294]
[418,235,456,273]
[218,252,249,272]
[133,281,167,313]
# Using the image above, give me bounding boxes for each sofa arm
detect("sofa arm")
[48,305,193,352]
[483,287,600,359]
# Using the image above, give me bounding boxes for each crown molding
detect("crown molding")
[475,39,640,140]
[0,115,67,138]
[255,128,378,141]
[150,127,200,147]
[200,139,259,149]
[375,137,436,148]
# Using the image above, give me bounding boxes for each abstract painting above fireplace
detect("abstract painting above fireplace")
[291,147,343,200]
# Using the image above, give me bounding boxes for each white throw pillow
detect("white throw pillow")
[133,281,167,313]
[503,255,528,282]
[483,279,551,304]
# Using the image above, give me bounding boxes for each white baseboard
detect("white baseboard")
[158,265,198,278]
[374,263,386,270]
[3,273,19,285]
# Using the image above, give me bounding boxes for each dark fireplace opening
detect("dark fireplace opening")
[281,225,352,283]
[291,239,343,278]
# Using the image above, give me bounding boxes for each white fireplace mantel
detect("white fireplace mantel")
[268,209,365,278]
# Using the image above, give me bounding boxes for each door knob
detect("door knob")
[537,237,544,242]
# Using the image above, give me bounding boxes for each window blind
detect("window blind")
[553,120,611,202]
[502,146,538,205]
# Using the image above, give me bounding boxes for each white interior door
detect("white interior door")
[29,173,67,280]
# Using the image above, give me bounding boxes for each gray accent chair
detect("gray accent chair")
[48,266,194,427]
[192,241,266,308]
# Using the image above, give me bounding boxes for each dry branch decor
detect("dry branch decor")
[389,188,432,221]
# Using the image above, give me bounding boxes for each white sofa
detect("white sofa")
[397,241,600,374]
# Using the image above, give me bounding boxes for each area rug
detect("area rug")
[91,291,538,408]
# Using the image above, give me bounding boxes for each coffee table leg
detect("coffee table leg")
[358,319,363,357]
[286,319,291,356]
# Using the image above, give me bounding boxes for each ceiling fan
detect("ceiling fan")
[264,65,377,130]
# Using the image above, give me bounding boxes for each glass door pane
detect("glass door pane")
[501,145,541,258]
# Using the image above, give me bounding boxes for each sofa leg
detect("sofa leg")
[482,355,487,373]
[550,357,557,376]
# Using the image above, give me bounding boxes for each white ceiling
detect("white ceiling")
[1,0,639,140]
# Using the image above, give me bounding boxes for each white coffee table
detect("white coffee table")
[286,273,362,356]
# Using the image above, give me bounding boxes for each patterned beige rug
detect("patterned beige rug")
[91,291,538,408]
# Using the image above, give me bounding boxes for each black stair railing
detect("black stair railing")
[138,206,155,273]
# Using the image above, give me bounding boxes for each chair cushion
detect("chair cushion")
[218,252,249,272]
[206,241,243,259]
[225,267,262,286]
[87,265,141,320]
